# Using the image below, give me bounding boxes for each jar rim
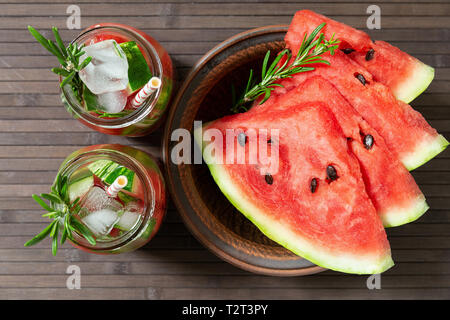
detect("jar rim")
[58,147,155,251]
[60,24,164,129]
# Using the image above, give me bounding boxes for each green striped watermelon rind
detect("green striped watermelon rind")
[394,61,435,104]
[194,125,394,275]
[403,134,449,171]
[381,195,429,228]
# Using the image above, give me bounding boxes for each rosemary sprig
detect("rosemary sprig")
[27,26,92,93]
[231,23,340,113]
[24,172,96,255]
[93,110,131,118]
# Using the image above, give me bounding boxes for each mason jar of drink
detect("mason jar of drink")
[25,144,167,255]
[29,23,173,136]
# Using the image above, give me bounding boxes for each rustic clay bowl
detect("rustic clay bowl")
[162,25,325,276]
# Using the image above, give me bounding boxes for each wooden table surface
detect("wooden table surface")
[0,0,449,300]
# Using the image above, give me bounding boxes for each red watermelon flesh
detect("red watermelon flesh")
[348,40,435,104]
[286,10,435,103]
[195,103,393,274]
[277,50,448,171]
[254,76,428,227]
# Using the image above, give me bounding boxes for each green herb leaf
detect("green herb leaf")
[40,192,63,204]
[261,50,271,79]
[70,217,96,246]
[24,220,57,247]
[51,223,59,256]
[32,194,53,212]
[230,23,340,113]
[78,56,92,71]
[51,67,70,77]
[52,27,67,58]
[28,25,92,98]
[26,171,98,255]
[60,70,76,88]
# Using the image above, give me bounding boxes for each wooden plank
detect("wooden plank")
[0,16,449,30]
[0,287,446,300]
[0,117,444,132]
[0,288,146,300]
[0,0,447,4]
[0,260,448,276]
[2,234,450,250]
[3,167,450,185]
[3,41,450,57]
[0,92,447,109]
[1,54,449,70]
[1,274,450,289]
[0,80,449,96]
[1,3,450,17]
[0,248,221,263]
[0,145,158,158]
[3,221,450,238]
[2,67,450,83]
[2,28,450,43]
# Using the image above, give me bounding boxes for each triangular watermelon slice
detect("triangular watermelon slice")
[286,10,434,103]
[195,103,393,274]
[254,77,429,227]
[277,49,448,171]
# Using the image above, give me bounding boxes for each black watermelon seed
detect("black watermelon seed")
[365,48,375,61]
[326,165,338,181]
[355,73,367,86]
[310,178,318,193]
[265,174,273,185]
[341,48,355,54]
[237,132,246,146]
[267,138,272,144]
[364,134,374,150]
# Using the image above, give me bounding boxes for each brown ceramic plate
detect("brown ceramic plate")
[162,25,325,276]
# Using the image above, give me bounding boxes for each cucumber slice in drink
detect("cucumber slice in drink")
[119,41,152,93]
[115,210,141,231]
[68,175,94,203]
[87,160,135,192]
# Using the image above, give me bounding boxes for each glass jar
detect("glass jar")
[56,144,166,254]
[61,23,174,136]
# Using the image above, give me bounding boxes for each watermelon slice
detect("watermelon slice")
[348,41,435,104]
[255,77,429,227]
[195,103,393,274]
[277,49,448,171]
[286,10,435,103]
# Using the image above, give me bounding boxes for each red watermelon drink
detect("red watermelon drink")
[25,145,166,255]
[28,24,173,136]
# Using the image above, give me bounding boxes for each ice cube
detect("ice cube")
[116,202,143,231]
[97,90,128,114]
[79,39,129,95]
[80,186,113,212]
[82,208,120,237]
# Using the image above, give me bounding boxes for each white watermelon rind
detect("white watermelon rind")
[403,134,449,171]
[394,62,434,104]
[381,195,429,228]
[194,126,394,275]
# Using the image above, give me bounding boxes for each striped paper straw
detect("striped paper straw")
[106,175,128,198]
[131,76,161,108]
